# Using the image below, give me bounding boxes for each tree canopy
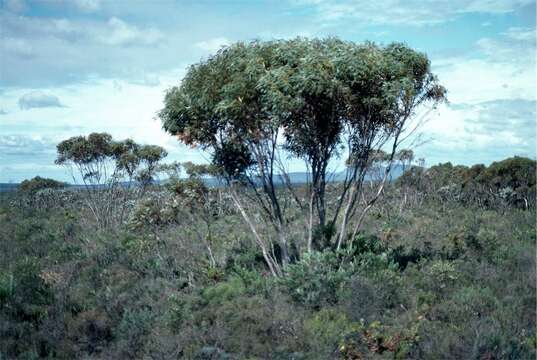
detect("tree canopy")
[56,132,167,186]
[19,176,66,193]
[159,38,445,177]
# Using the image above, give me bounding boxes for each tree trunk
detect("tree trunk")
[277,225,290,266]
[307,190,315,252]
[336,183,357,250]
[229,186,282,277]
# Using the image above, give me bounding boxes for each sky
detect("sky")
[0,0,536,182]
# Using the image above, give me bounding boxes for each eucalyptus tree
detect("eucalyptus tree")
[252,40,446,250]
[159,38,446,274]
[165,161,222,267]
[55,132,167,229]
[397,149,414,173]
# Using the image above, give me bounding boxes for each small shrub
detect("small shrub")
[339,320,420,359]
[303,309,355,357]
[280,251,352,309]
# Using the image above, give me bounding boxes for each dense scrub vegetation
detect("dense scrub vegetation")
[1,156,535,359]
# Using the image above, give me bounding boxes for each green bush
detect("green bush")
[167,278,302,357]
[0,271,14,303]
[280,251,353,309]
[303,308,356,357]
[19,176,65,193]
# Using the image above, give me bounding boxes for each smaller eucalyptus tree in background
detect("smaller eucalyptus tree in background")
[55,132,167,229]
[165,161,222,267]
[17,176,69,210]
[395,149,415,212]
[129,161,228,269]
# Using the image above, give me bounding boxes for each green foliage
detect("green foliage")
[423,260,460,292]
[303,308,356,356]
[56,132,114,165]
[311,223,336,250]
[56,132,167,185]
[167,276,301,358]
[339,320,421,359]
[224,241,270,272]
[0,271,14,302]
[115,308,155,357]
[19,176,65,193]
[483,156,536,189]
[129,193,180,231]
[280,251,354,309]
[212,141,255,179]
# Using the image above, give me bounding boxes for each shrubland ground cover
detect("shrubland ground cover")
[0,156,535,359]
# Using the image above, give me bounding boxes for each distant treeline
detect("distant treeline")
[0,166,408,192]
[398,156,536,209]
[5,156,533,199]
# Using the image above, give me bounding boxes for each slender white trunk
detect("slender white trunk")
[307,190,315,252]
[229,186,281,277]
[350,164,391,241]
[336,183,356,250]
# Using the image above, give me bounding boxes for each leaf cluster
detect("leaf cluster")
[55,132,167,184]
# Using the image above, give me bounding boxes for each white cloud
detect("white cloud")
[0,14,164,47]
[433,27,536,104]
[98,17,164,47]
[73,0,101,12]
[293,0,535,26]
[419,99,536,165]
[476,28,536,62]
[0,134,56,155]
[0,0,535,181]
[416,26,536,164]
[129,73,161,87]
[502,26,537,41]
[434,57,535,104]
[0,13,173,86]
[18,91,65,110]
[195,37,231,52]
[2,67,193,151]
[0,68,208,181]
[460,0,534,14]
[2,0,101,13]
